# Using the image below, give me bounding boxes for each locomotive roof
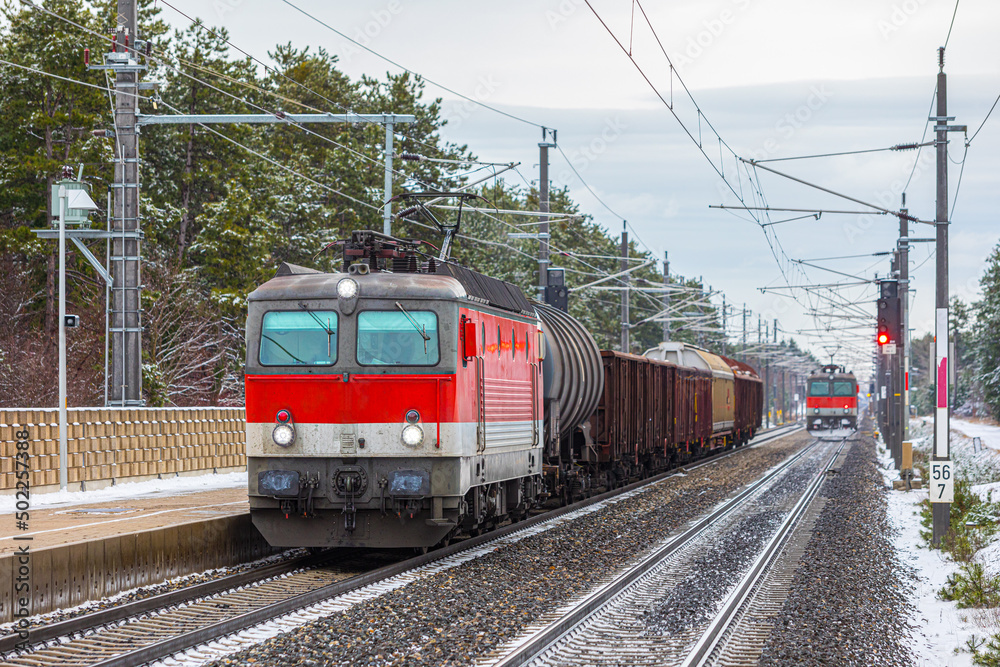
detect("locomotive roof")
[249,267,467,302]
[807,369,857,381]
[249,262,535,317]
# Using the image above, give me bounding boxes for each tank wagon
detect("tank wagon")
[806,364,858,430]
[644,342,763,448]
[246,231,765,550]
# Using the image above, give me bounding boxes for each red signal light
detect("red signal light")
[877,332,889,345]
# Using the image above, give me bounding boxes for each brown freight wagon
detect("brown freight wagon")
[590,351,713,482]
[720,355,764,445]
[590,352,674,479]
[669,364,713,454]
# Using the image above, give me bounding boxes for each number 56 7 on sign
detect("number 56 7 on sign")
[930,461,953,503]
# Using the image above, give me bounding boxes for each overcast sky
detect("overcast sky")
[164,0,1000,376]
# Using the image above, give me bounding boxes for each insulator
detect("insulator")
[892,143,919,151]
[395,205,420,220]
[399,153,422,161]
[84,48,90,66]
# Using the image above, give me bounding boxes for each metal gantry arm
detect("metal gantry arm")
[568,259,655,292]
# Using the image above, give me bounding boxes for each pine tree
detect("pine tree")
[976,243,1000,419]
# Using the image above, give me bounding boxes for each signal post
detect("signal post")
[931,48,965,545]
[876,279,902,466]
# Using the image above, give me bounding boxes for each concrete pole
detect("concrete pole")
[110,0,142,406]
[538,138,550,297]
[899,205,909,444]
[932,48,951,546]
[662,252,670,342]
[742,306,747,363]
[58,187,68,491]
[383,121,393,235]
[697,277,705,347]
[620,226,629,352]
[782,367,787,425]
[721,296,727,356]
[764,319,769,427]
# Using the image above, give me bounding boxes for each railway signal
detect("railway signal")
[876,280,900,350]
[876,279,903,463]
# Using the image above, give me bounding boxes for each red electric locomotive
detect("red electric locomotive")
[245,229,764,550]
[245,232,557,549]
[806,364,859,430]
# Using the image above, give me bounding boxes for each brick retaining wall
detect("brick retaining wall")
[0,408,246,490]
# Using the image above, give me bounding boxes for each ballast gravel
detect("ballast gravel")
[644,455,821,637]
[210,432,812,667]
[0,548,301,637]
[759,426,915,667]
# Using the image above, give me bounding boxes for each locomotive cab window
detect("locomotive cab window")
[832,381,855,396]
[357,310,439,366]
[808,381,830,396]
[259,310,338,366]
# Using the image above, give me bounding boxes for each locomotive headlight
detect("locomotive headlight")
[273,423,296,447]
[401,424,424,446]
[337,278,359,300]
[843,407,850,414]
[814,408,820,414]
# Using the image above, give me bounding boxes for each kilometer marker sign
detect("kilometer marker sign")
[930,461,953,504]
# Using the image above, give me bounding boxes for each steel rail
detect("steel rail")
[84,424,802,667]
[2,423,797,666]
[0,550,333,655]
[682,433,851,666]
[486,428,817,667]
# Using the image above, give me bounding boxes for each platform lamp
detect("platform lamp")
[57,179,99,490]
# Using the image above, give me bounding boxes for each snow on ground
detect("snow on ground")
[886,417,1000,665]
[912,417,1000,485]
[953,419,1000,450]
[888,488,974,666]
[0,471,246,512]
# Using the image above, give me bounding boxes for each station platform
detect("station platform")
[0,477,248,555]
[0,473,281,623]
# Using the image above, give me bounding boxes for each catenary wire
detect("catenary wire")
[155,0,470,159]
[969,90,1000,144]
[275,0,545,130]
[1,57,376,212]
[944,0,961,50]
[22,0,460,192]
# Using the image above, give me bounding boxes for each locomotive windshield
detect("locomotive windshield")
[808,381,830,396]
[357,310,439,366]
[259,310,338,366]
[833,381,855,396]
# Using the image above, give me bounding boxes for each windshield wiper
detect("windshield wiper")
[299,302,335,358]
[395,301,430,355]
[262,334,306,364]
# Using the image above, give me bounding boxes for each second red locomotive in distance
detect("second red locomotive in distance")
[806,364,859,430]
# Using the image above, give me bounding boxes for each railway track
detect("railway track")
[479,430,846,667]
[3,423,802,667]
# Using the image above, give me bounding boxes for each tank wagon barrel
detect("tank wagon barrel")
[535,302,603,453]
